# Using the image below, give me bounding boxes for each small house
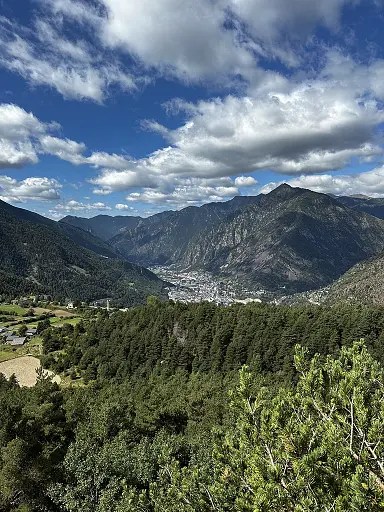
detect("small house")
[26,328,37,337]
[7,337,27,346]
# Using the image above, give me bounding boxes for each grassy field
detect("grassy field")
[0,304,28,315]
[0,303,82,331]
[0,350,18,363]
[18,316,82,329]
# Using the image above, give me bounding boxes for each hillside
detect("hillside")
[179,185,384,293]
[59,214,142,241]
[336,195,384,220]
[0,200,167,306]
[314,252,384,305]
[3,301,384,511]
[0,200,119,258]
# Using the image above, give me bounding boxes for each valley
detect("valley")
[151,266,266,304]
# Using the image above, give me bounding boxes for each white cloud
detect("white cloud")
[0,176,62,202]
[115,203,133,211]
[53,200,112,212]
[257,167,384,197]
[235,176,258,187]
[89,70,384,200]
[37,0,371,86]
[0,139,38,169]
[0,103,53,169]
[0,103,45,139]
[39,136,86,164]
[225,0,360,65]
[0,16,137,102]
[124,177,241,207]
[39,0,257,85]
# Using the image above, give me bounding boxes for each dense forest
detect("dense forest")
[2,301,384,511]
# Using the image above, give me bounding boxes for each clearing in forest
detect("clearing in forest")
[0,356,61,387]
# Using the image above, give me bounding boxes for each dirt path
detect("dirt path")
[0,356,61,387]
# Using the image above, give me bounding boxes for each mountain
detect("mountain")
[59,214,142,241]
[110,196,261,265]
[0,200,167,306]
[0,200,119,259]
[336,195,384,220]
[312,251,384,305]
[178,185,384,293]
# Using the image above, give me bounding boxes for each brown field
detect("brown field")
[0,356,61,387]
[52,309,73,317]
[33,307,51,315]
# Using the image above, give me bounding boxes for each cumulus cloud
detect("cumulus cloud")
[3,46,384,209]
[36,0,374,87]
[235,176,258,187]
[124,177,241,207]
[37,0,256,86]
[53,200,112,212]
[0,176,62,203]
[225,0,361,65]
[0,103,46,139]
[89,68,384,199]
[0,16,137,102]
[0,140,38,169]
[115,203,133,211]
[257,167,384,197]
[39,136,86,164]
[0,103,54,169]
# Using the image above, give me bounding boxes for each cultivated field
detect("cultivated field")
[0,356,61,387]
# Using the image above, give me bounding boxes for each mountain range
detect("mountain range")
[0,199,167,306]
[3,186,384,305]
[60,186,384,296]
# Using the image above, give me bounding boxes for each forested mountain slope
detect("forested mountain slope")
[0,200,167,305]
[317,251,384,305]
[42,300,384,380]
[55,187,384,297]
[0,199,119,258]
[69,186,384,295]
[336,195,384,220]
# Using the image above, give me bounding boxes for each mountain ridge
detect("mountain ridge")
[59,214,142,241]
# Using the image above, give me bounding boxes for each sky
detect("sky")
[1,1,384,219]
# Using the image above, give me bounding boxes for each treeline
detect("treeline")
[2,302,384,511]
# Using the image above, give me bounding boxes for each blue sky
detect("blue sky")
[1,0,384,219]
